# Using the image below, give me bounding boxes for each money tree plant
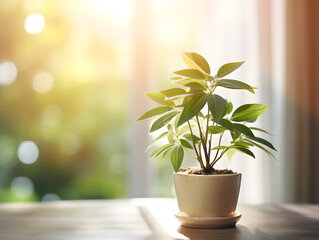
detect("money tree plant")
[137,52,276,174]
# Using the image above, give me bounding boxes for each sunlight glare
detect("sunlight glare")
[42,193,61,201]
[25,13,45,34]
[33,72,54,93]
[0,60,18,86]
[17,141,39,164]
[11,177,34,199]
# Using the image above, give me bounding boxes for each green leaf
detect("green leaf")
[217,62,245,78]
[212,145,228,150]
[177,94,207,126]
[232,141,254,148]
[219,119,233,131]
[160,88,187,98]
[231,104,270,122]
[150,112,178,132]
[226,102,233,114]
[250,127,272,135]
[244,139,277,159]
[185,82,206,91]
[232,123,255,137]
[149,144,173,159]
[245,136,277,151]
[177,124,195,136]
[227,148,237,161]
[247,117,258,123]
[167,132,175,144]
[231,130,241,141]
[145,92,174,106]
[207,76,214,81]
[174,113,181,130]
[146,132,169,152]
[181,52,211,74]
[215,79,255,94]
[208,126,226,134]
[197,111,204,118]
[174,69,205,79]
[171,77,182,81]
[163,146,173,159]
[137,107,173,121]
[171,78,206,88]
[171,146,184,172]
[229,146,255,159]
[167,93,200,101]
[207,94,227,122]
[180,139,193,149]
[182,134,201,143]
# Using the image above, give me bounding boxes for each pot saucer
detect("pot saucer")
[174,212,241,229]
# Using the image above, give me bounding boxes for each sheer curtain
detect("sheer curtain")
[198,0,285,204]
[129,0,319,203]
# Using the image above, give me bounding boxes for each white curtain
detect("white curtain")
[199,0,286,204]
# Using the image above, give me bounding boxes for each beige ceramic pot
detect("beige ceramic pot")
[173,172,241,217]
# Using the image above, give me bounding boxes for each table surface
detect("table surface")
[0,198,318,240]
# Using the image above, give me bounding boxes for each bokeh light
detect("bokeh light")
[32,72,54,93]
[0,0,173,202]
[42,193,61,201]
[17,141,39,164]
[42,105,62,126]
[11,177,34,199]
[59,133,81,155]
[24,13,45,34]
[0,60,18,86]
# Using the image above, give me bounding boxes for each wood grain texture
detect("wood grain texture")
[0,199,318,240]
[0,200,153,240]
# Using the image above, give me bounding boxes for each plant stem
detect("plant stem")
[195,115,204,140]
[211,132,224,168]
[183,146,198,159]
[195,115,210,169]
[205,108,210,144]
[205,108,210,164]
[208,132,213,160]
[211,149,227,167]
[187,120,204,168]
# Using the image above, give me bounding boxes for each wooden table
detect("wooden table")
[0,198,318,239]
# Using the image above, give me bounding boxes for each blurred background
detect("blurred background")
[0,0,318,203]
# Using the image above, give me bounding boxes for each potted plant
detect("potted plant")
[137,52,276,228]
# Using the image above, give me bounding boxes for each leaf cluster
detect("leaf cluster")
[137,52,276,173]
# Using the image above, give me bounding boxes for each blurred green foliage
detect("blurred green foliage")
[0,1,128,202]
